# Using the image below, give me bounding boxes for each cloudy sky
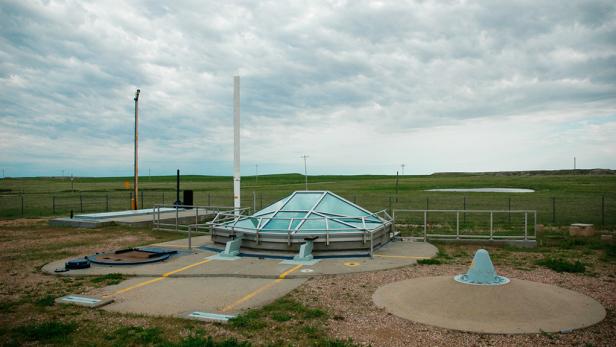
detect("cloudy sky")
[1,0,615,177]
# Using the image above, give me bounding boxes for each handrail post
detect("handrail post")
[196,206,199,227]
[490,211,493,240]
[456,211,460,239]
[324,217,331,245]
[188,224,192,250]
[370,230,374,258]
[534,211,537,238]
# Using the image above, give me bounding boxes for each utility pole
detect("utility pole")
[255,164,258,183]
[301,155,309,190]
[574,156,576,170]
[132,89,140,210]
[401,164,405,176]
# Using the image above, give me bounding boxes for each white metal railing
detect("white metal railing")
[209,209,393,253]
[152,204,241,233]
[392,209,537,241]
[210,209,392,233]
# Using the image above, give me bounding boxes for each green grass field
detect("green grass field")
[1,173,615,228]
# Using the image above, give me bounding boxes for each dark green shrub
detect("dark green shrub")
[417,258,441,265]
[535,258,585,273]
[14,321,76,342]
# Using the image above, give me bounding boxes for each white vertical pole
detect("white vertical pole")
[233,76,241,214]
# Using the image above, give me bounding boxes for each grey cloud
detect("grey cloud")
[1,0,615,176]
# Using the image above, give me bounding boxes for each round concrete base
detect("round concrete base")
[373,276,605,334]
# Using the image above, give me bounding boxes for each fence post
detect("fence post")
[456,211,460,239]
[52,196,56,215]
[552,197,556,224]
[602,195,605,227]
[463,196,466,224]
[20,194,24,216]
[524,212,528,241]
[106,194,109,211]
[141,190,144,209]
[508,197,511,223]
[489,212,493,240]
[79,193,83,212]
[253,191,256,213]
[423,210,427,241]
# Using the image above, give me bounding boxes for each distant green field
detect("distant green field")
[1,173,615,228]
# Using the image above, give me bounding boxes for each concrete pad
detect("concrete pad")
[56,295,113,308]
[96,277,306,316]
[43,240,438,278]
[280,259,320,266]
[151,235,211,249]
[373,276,606,334]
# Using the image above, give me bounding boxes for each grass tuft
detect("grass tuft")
[417,258,442,265]
[106,326,163,346]
[35,295,55,307]
[535,258,585,273]
[91,273,125,285]
[14,321,76,342]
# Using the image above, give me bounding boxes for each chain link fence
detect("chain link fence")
[0,191,614,228]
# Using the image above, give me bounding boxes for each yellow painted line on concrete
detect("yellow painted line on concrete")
[109,277,166,296]
[221,264,303,313]
[162,259,212,277]
[373,254,431,260]
[105,258,213,297]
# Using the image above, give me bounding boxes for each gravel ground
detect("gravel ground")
[292,264,616,346]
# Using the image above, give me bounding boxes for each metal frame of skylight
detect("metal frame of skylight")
[215,211,389,234]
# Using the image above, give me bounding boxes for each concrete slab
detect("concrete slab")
[43,235,437,321]
[49,209,213,228]
[94,277,306,316]
[56,295,113,308]
[43,241,438,278]
[373,276,606,334]
[185,311,236,322]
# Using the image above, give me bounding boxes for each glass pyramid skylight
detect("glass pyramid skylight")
[226,191,385,234]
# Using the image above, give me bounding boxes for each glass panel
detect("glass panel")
[254,196,290,216]
[262,212,306,231]
[233,217,259,229]
[298,213,326,231]
[297,214,355,232]
[281,192,323,211]
[315,193,370,217]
